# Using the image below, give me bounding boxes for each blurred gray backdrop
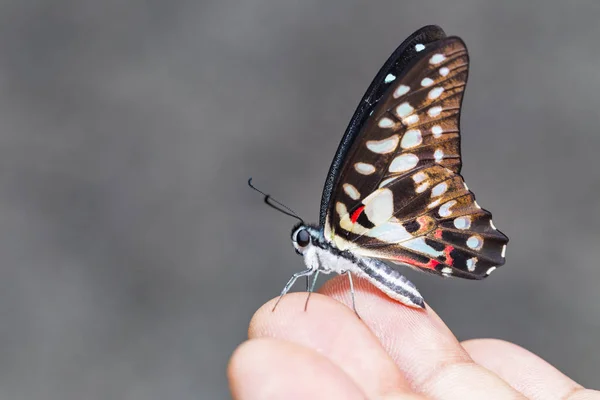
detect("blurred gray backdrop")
[0,0,598,398]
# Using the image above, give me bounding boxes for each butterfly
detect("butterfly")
[250,25,508,311]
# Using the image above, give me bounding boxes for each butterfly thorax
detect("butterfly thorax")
[291,223,356,275]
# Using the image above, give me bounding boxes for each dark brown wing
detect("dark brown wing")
[323,37,508,278]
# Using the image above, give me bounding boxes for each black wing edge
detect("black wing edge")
[319,25,448,227]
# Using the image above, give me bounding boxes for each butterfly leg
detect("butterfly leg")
[303,270,320,311]
[346,271,361,318]
[272,269,313,311]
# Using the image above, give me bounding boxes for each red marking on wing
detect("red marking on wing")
[351,206,365,223]
[434,229,443,239]
[395,256,439,270]
[443,245,454,266]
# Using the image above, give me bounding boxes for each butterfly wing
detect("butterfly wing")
[320,25,448,226]
[323,33,508,279]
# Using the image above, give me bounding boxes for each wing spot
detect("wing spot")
[428,87,444,100]
[413,171,427,183]
[439,200,457,217]
[354,162,376,175]
[453,216,471,229]
[421,77,434,87]
[428,199,442,209]
[416,182,429,193]
[467,257,477,272]
[490,220,497,229]
[441,267,453,275]
[467,235,484,250]
[384,73,396,83]
[439,67,450,76]
[501,245,507,258]
[396,102,414,118]
[402,114,420,125]
[486,266,497,275]
[401,129,422,149]
[378,117,395,128]
[428,106,443,117]
[434,149,444,162]
[366,135,399,154]
[474,201,482,209]
[394,85,410,98]
[431,182,448,197]
[389,153,419,173]
[415,43,425,52]
[463,182,469,190]
[343,183,361,200]
[431,125,443,138]
[430,53,446,64]
[364,188,394,225]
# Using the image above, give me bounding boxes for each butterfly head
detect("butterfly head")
[291,223,321,256]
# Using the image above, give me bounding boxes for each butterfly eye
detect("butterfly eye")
[296,229,310,247]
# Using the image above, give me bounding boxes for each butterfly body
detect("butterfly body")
[262,25,508,310]
[291,223,425,307]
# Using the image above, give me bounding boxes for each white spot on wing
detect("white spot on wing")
[453,216,471,229]
[439,200,457,217]
[428,199,442,209]
[364,188,394,225]
[431,182,448,197]
[439,67,450,76]
[466,257,477,272]
[416,182,429,193]
[384,73,396,83]
[434,149,444,162]
[490,220,497,230]
[366,135,399,154]
[402,114,419,125]
[378,117,395,128]
[428,106,442,117]
[441,267,452,275]
[400,129,422,149]
[396,102,414,118]
[421,77,434,87]
[343,183,360,200]
[354,162,376,175]
[467,235,484,250]
[389,153,419,173]
[486,266,496,275]
[365,222,412,242]
[393,85,410,98]
[431,125,443,138]
[402,237,443,258]
[428,87,444,100]
[413,172,427,183]
[501,245,507,258]
[430,54,446,64]
[336,201,347,217]
[415,43,425,52]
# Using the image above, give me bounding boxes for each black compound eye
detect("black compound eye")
[296,229,310,247]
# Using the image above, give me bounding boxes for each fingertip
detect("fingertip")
[247,291,413,398]
[228,338,368,400]
[461,338,585,399]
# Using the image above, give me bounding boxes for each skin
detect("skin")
[228,275,600,400]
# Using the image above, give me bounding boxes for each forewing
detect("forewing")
[324,36,508,279]
[319,25,447,226]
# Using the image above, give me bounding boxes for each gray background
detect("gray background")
[0,0,598,398]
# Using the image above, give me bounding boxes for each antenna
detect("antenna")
[247,178,303,223]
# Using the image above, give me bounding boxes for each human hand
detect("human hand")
[228,275,599,399]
